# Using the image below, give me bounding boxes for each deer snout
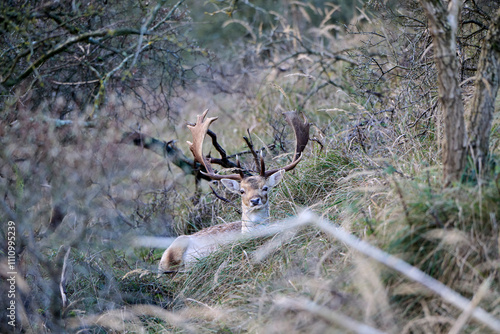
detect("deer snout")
[250,198,261,206]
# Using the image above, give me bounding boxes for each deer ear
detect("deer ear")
[266,169,285,188]
[221,179,241,194]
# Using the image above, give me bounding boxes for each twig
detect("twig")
[206,129,227,157]
[60,247,71,309]
[447,277,492,334]
[311,137,324,151]
[243,130,261,173]
[90,43,151,118]
[209,185,241,215]
[275,296,387,334]
[392,177,410,224]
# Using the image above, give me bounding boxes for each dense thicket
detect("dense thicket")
[1,1,500,333]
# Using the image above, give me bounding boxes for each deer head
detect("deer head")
[187,109,309,232]
[157,110,309,274]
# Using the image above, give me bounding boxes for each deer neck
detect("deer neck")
[241,204,269,233]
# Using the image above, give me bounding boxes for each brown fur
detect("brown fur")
[166,249,182,270]
[158,170,285,274]
[158,235,189,273]
[192,221,242,236]
[239,176,268,207]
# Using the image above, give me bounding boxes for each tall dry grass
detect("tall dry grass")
[1,1,500,333]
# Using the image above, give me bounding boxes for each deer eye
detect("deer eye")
[262,186,268,191]
[240,189,245,194]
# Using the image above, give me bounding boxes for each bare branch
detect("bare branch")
[120,131,210,180]
[2,28,143,88]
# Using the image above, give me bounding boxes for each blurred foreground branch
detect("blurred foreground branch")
[275,296,387,334]
[293,211,500,332]
[135,211,500,332]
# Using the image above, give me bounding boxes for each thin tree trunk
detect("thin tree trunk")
[420,0,467,186]
[466,9,500,173]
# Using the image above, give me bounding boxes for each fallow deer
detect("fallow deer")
[158,109,309,274]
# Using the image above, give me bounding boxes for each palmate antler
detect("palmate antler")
[187,110,243,181]
[187,109,310,181]
[261,110,310,177]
